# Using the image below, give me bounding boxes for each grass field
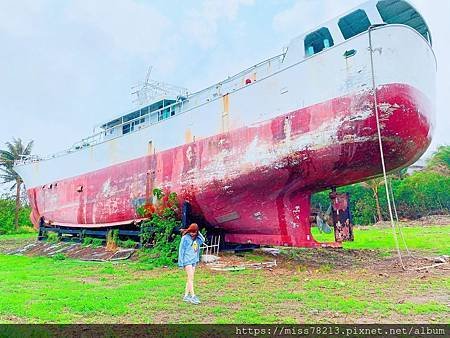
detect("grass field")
[312,225,450,255]
[0,232,36,241]
[0,225,448,324]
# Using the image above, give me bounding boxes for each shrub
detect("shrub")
[394,171,449,219]
[52,253,66,261]
[46,232,59,243]
[311,185,376,225]
[0,198,33,234]
[118,239,137,249]
[137,188,182,267]
[82,237,103,247]
[311,170,449,225]
[106,229,119,251]
[82,237,93,246]
[91,238,103,248]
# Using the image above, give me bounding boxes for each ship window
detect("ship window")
[106,118,121,129]
[158,108,171,121]
[122,123,131,134]
[149,112,158,123]
[132,118,145,128]
[304,27,334,56]
[123,110,140,123]
[140,106,149,116]
[338,9,371,39]
[377,0,431,43]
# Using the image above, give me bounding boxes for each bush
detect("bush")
[118,239,137,249]
[82,237,93,246]
[312,185,376,225]
[91,238,103,247]
[0,198,33,234]
[52,253,66,261]
[394,171,449,219]
[106,229,119,251]
[137,189,182,267]
[82,237,103,247]
[311,170,449,225]
[46,232,59,243]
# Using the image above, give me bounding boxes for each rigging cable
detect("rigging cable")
[367,26,446,272]
[389,178,414,258]
[368,26,406,270]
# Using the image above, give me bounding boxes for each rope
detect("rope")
[389,178,414,258]
[368,27,406,270]
[367,27,447,272]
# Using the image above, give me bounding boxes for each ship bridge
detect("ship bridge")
[285,0,431,63]
[100,98,180,140]
[98,69,189,141]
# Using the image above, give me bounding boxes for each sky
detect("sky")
[1,0,449,161]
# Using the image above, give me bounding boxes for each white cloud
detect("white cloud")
[182,0,255,49]
[273,0,365,36]
[65,0,171,56]
[0,0,50,37]
[410,0,450,152]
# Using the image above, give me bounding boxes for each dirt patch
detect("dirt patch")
[368,254,450,277]
[405,293,450,305]
[204,248,449,279]
[0,236,35,253]
[278,247,383,269]
[5,240,136,261]
[364,215,450,229]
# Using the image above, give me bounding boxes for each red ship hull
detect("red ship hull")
[27,83,432,247]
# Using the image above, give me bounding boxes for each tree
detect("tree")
[0,138,34,230]
[426,145,450,175]
[360,177,385,222]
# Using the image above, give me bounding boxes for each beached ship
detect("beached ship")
[15,0,435,247]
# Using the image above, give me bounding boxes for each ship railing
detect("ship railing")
[14,98,187,166]
[15,53,286,166]
[189,53,285,98]
[85,97,187,142]
[14,154,43,166]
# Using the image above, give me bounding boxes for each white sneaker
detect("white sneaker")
[190,295,201,304]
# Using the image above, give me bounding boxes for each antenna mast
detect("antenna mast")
[131,66,188,106]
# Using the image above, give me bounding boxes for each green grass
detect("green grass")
[312,225,450,255]
[0,225,449,323]
[0,232,36,241]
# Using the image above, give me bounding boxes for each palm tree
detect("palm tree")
[391,167,408,180]
[360,177,385,222]
[0,138,34,230]
[426,145,449,175]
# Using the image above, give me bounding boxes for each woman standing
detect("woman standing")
[178,223,205,304]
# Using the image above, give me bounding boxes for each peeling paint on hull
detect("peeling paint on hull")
[26,83,432,247]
